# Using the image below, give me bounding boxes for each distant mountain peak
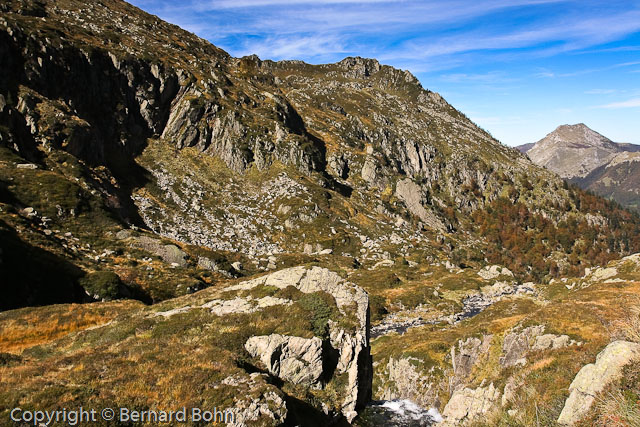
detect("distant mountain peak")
[545,123,615,149]
[523,123,619,179]
[517,123,640,210]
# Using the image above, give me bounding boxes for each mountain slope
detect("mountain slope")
[2,0,640,425]
[516,142,534,153]
[575,151,640,210]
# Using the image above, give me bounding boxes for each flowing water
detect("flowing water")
[371,282,536,338]
[370,293,490,338]
[366,284,536,424]
[355,400,443,426]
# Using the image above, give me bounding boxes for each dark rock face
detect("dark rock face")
[0,220,85,310]
[0,6,329,187]
[0,0,567,236]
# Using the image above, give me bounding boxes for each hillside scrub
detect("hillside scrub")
[472,191,640,282]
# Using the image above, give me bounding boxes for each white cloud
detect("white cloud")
[585,89,616,95]
[387,9,640,62]
[131,0,640,76]
[595,98,640,109]
[234,34,348,59]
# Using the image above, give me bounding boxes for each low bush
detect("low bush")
[79,271,126,301]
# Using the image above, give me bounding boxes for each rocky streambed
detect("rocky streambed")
[371,280,536,338]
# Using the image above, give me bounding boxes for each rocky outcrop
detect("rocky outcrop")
[230,266,372,422]
[204,296,291,316]
[442,383,501,426]
[379,357,439,408]
[452,335,493,379]
[531,334,570,351]
[227,266,370,330]
[245,335,324,385]
[557,340,640,425]
[395,178,446,232]
[160,87,326,175]
[132,236,188,267]
[477,265,513,280]
[233,390,288,426]
[500,325,576,367]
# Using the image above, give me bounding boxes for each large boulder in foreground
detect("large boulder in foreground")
[557,340,640,425]
[230,266,372,422]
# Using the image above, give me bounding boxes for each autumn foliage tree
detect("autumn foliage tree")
[470,185,640,282]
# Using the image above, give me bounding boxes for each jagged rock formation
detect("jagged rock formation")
[557,340,640,425]
[227,266,372,422]
[520,123,640,210]
[233,391,288,426]
[380,357,440,408]
[441,383,501,426]
[451,335,493,379]
[147,266,373,422]
[500,325,577,367]
[245,334,325,385]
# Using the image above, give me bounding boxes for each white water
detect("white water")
[359,399,443,426]
[380,400,443,422]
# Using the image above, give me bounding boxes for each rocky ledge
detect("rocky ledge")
[227,266,372,422]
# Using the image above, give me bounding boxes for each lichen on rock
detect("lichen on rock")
[557,340,640,425]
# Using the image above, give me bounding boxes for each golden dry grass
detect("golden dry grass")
[0,301,141,353]
[595,390,640,427]
[613,303,640,343]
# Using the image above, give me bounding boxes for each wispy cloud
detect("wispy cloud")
[136,0,640,70]
[128,0,640,146]
[233,34,349,60]
[534,59,640,79]
[585,89,617,95]
[595,98,640,109]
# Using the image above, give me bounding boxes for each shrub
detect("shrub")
[79,271,125,301]
[298,292,336,338]
[369,294,388,323]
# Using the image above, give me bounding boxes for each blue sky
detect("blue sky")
[130,0,640,146]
